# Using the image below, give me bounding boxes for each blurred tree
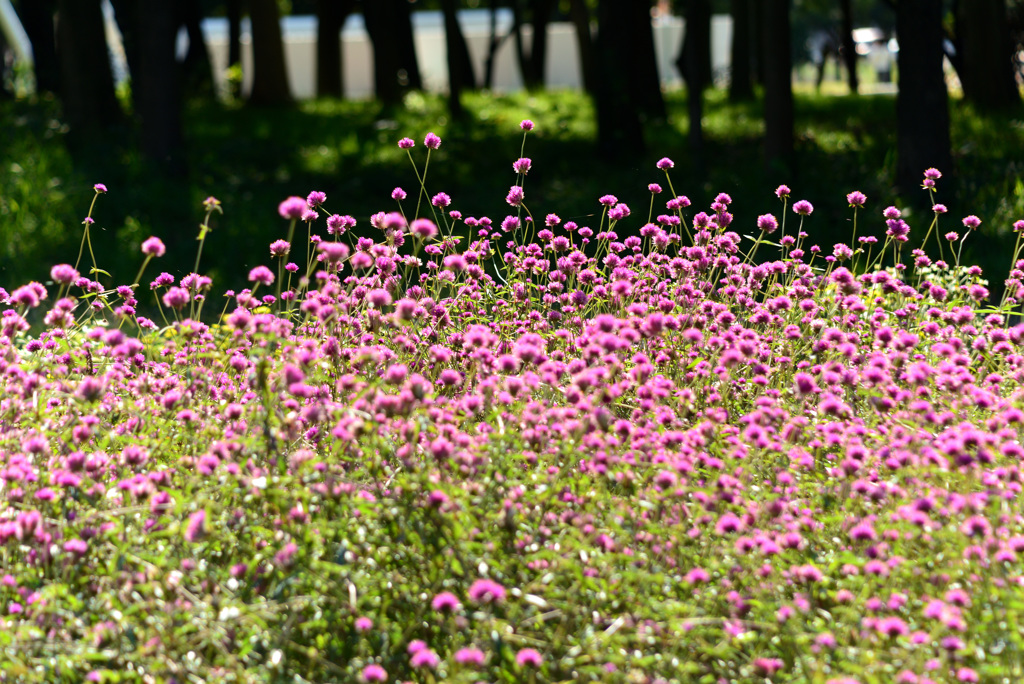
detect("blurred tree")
[953,0,1020,109]
[135,1,185,174]
[677,0,712,91]
[594,0,663,160]
[55,0,122,142]
[14,0,59,94]
[249,0,293,104]
[838,0,857,94]
[441,0,477,119]
[316,0,356,97]
[227,0,242,98]
[568,0,597,95]
[179,0,215,98]
[512,0,557,89]
[895,0,951,194]
[729,0,754,100]
[762,0,793,172]
[363,0,422,105]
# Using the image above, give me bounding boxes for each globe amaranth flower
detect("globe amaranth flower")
[93,183,107,194]
[455,647,486,666]
[301,208,318,222]
[1015,219,1024,232]
[424,132,441,149]
[391,187,407,201]
[515,648,543,668]
[962,215,982,231]
[306,190,326,207]
[141,237,166,257]
[599,194,618,207]
[757,214,779,234]
[775,185,791,199]
[608,203,630,221]
[506,185,525,207]
[513,157,532,174]
[327,214,355,235]
[545,213,561,227]
[248,266,275,286]
[467,578,506,604]
[846,191,866,208]
[792,200,814,216]
[648,183,662,194]
[933,204,948,214]
[431,591,462,613]
[656,157,674,170]
[432,192,451,207]
[398,137,414,149]
[278,196,307,220]
[520,119,534,131]
[361,664,387,683]
[50,264,80,285]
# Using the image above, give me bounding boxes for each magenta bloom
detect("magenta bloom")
[410,648,440,669]
[846,191,866,208]
[757,214,778,234]
[513,157,532,174]
[515,648,543,668]
[278,196,307,220]
[506,185,525,207]
[248,266,275,286]
[933,204,948,214]
[391,187,407,201]
[962,215,981,230]
[455,647,486,666]
[520,119,534,131]
[883,205,901,220]
[424,132,442,149]
[141,237,166,257]
[306,190,326,207]
[431,591,462,613]
[184,510,206,542]
[775,184,791,199]
[411,218,438,239]
[361,664,387,682]
[924,167,942,180]
[467,578,506,604]
[656,157,674,170]
[792,200,814,216]
[269,240,291,257]
[355,616,374,632]
[648,183,663,194]
[50,264,80,285]
[93,183,107,193]
[162,287,190,310]
[432,192,451,207]
[398,137,414,149]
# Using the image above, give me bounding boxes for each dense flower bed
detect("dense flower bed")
[4,125,1024,683]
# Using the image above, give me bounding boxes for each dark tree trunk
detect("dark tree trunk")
[227,0,242,95]
[178,0,215,99]
[109,0,141,102]
[568,0,597,96]
[956,0,1019,109]
[484,0,502,90]
[248,0,292,105]
[594,0,645,160]
[316,0,355,98]
[761,0,793,173]
[441,0,476,119]
[729,0,753,101]
[17,0,60,93]
[512,0,556,90]
[751,0,763,87]
[629,0,664,121]
[839,0,858,94]
[55,0,122,140]
[896,0,951,194]
[136,0,184,174]
[677,0,711,90]
[363,0,422,104]
[683,0,706,177]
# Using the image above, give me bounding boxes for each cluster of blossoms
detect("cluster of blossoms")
[3,126,1024,683]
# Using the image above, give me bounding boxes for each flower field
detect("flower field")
[4,124,1024,683]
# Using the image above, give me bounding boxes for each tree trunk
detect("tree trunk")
[839,0,858,95]
[226,0,242,97]
[316,0,354,98]
[594,0,645,160]
[441,0,476,119]
[751,0,763,87]
[512,0,556,90]
[363,0,422,104]
[248,0,292,105]
[896,0,952,194]
[677,0,711,90]
[16,0,60,94]
[568,0,597,96]
[55,0,122,140]
[729,0,753,101]
[109,0,141,102]
[629,0,664,121]
[761,0,793,173]
[178,0,215,99]
[956,0,1019,109]
[136,0,184,174]
[483,0,504,90]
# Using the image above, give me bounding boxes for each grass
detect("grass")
[2,86,1023,295]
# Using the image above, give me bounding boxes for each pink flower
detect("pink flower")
[184,510,206,543]
[431,592,462,613]
[424,132,442,149]
[141,237,166,257]
[361,664,387,682]
[278,196,307,220]
[520,119,534,131]
[454,647,486,666]
[467,578,506,604]
[515,648,543,668]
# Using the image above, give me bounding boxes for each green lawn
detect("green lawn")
[2,87,1023,294]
